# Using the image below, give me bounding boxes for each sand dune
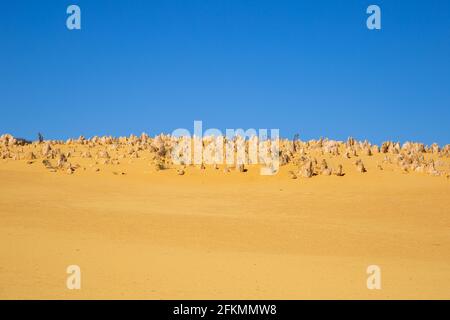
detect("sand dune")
[0,133,449,299]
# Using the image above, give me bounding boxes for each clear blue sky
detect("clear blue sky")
[1,0,449,145]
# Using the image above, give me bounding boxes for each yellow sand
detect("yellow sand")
[0,149,449,299]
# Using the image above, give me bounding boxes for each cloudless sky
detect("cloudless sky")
[1,0,449,145]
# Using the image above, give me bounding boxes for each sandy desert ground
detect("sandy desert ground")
[0,134,449,299]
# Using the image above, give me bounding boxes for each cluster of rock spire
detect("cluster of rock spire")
[1,133,448,178]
